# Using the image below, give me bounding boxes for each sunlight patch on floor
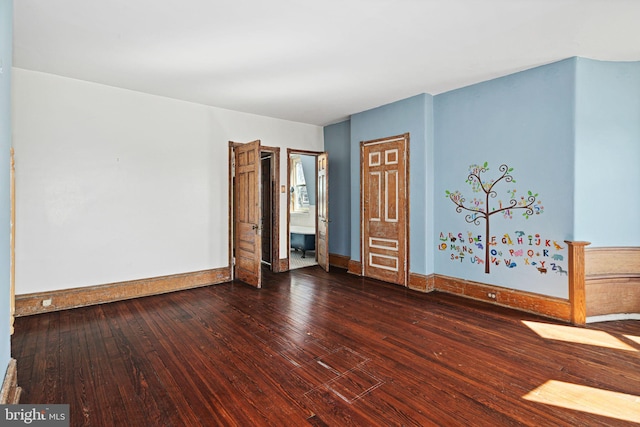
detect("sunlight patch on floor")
[625,334,640,346]
[523,380,640,423]
[522,320,638,352]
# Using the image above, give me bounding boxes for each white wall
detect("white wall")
[12,69,323,294]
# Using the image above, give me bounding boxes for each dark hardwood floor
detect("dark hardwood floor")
[12,266,640,426]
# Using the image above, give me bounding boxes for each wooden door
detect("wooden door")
[317,152,329,272]
[233,140,262,288]
[361,134,408,286]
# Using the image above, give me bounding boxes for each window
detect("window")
[290,155,309,213]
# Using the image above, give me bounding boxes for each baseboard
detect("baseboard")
[347,260,362,276]
[0,359,21,404]
[268,259,279,273]
[329,253,350,269]
[434,274,571,322]
[278,258,289,272]
[409,273,435,292]
[16,267,232,316]
[587,313,640,323]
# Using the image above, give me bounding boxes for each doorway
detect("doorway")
[289,153,318,269]
[260,147,280,270]
[287,149,329,272]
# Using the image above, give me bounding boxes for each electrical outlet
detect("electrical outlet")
[42,298,52,307]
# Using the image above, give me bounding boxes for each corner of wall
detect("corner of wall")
[0,0,13,383]
[424,94,436,275]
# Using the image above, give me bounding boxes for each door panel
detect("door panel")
[317,152,329,272]
[233,140,262,287]
[362,135,408,286]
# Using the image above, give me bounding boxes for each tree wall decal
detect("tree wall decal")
[445,162,543,273]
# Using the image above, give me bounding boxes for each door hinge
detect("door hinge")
[232,256,236,266]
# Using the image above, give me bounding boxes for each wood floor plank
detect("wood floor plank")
[12,266,640,426]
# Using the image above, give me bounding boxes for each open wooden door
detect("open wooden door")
[361,134,408,286]
[317,152,329,272]
[233,140,262,288]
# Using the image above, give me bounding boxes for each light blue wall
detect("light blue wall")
[575,58,640,246]
[434,59,576,298]
[299,154,316,205]
[350,94,432,275]
[0,0,12,380]
[324,56,638,298]
[324,120,351,256]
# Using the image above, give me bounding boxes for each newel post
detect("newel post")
[565,240,591,325]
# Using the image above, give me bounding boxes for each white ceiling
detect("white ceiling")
[13,0,640,126]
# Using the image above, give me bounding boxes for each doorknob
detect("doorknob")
[252,224,258,230]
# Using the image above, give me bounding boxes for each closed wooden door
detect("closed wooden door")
[233,140,262,288]
[361,134,409,286]
[317,152,329,272]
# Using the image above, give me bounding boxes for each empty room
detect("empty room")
[1,1,639,425]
